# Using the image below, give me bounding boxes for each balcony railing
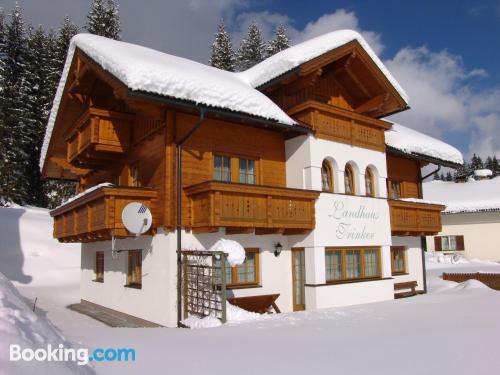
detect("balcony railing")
[388,199,444,235]
[66,107,134,167]
[50,186,158,243]
[184,181,319,234]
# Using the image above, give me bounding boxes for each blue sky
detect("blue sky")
[2,0,499,160]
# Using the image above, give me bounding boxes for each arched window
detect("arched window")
[321,160,333,192]
[344,164,355,195]
[365,167,375,197]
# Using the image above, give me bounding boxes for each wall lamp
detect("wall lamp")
[274,242,283,257]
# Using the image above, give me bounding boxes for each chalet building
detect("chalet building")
[424,177,500,261]
[40,30,462,327]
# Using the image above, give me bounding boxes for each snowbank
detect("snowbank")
[0,272,94,374]
[181,303,262,329]
[237,29,409,104]
[385,122,463,165]
[474,169,493,178]
[207,239,246,266]
[423,178,500,213]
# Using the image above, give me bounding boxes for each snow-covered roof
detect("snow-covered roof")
[40,34,298,170]
[237,30,409,104]
[474,169,493,177]
[385,122,464,165]
[53,182,113,211]
[41,31,409,172]
[423,178,500,214]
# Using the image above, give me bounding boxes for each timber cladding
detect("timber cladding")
[175,112,288,227]
[287,101,389,152]
[386,154,421,199]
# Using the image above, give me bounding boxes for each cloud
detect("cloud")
[233,9,384,55]
[386,46,500,158]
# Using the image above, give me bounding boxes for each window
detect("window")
[95,251,104,282]
[130,164,140,187]
[321,160,334,192]
[213,155,231,182]
[365,168,375,197]
[239,158,256,184]
[344,164,355,195]
[215,248,260,288]
[325,247,381,282]
[434,235,465,251]
[391,246,406,275]
[126,250,142,288]
[389,181,401,199]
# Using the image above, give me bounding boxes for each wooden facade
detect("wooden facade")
[50,186,158,242]
[388,200,444,236]
[44,42,444,242]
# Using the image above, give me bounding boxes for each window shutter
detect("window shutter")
[434,236,442,251]
[456,235,465,251]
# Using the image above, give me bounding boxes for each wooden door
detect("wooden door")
[291,248,306,311]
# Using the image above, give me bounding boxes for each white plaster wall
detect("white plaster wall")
[391,236,424,291]
[181,229,294,312]
[426,212,500,261]
[305,278,394,309]
[80,228,177,327]
[285,135,388,197]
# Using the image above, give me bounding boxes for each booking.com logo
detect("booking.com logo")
[10,344,136,366]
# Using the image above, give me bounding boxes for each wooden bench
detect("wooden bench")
[227,294,281,314]
[394,281,418,299]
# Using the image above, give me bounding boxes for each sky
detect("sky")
[1,0,499,160]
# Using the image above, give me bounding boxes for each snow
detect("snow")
[423,178,500,213]
[237,29,409,104]
[385,122,464,165]
[207,238,246,266]
[2,206,500,374]
[181,303,262,329]
[397,197,444,206]
[55,182,113,210]
[40,33,297,171]
[474,169,493,177]
[0,273,93,374]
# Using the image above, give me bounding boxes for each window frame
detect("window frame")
[212,153,259,185]
[325,247,381,283]
[434,235,465,251]
[238,157,256,185]
[321,160,334,192]
[390,246,407,275]
[126,250,142,289]
[94,251,104,283]
[344,164,356,195]
[365,167,375,197]
[216,248,260,289]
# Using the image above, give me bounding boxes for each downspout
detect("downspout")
[417,164,440,294]
[177,108,206,327]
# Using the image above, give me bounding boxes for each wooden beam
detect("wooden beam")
[354,93,389,114]
[225,227,254,235]
[255,228,284,235]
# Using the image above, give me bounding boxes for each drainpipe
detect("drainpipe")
[177,108,206,327]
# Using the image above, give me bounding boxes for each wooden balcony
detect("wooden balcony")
[50,186,158,243]
[184,181,319,234]
[66,107,134,168]
[389,200,445,236]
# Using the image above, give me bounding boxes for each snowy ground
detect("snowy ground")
[1,206,500,375]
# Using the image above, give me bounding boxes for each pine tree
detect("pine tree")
[433,172,441,181]
[454,160,471,182]
[86,0,121,40]
[445,171,453,181]
[470,153,483,171]
[54,16,79,80]
[492,156,500,177]
[440,172,445,180]
[23,26,59,206]
[266,23,290,57]
[0,5,30,204]
[237,21,265,71]
[209,20,235,71]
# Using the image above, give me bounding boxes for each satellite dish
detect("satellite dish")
[121,202,152,235]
